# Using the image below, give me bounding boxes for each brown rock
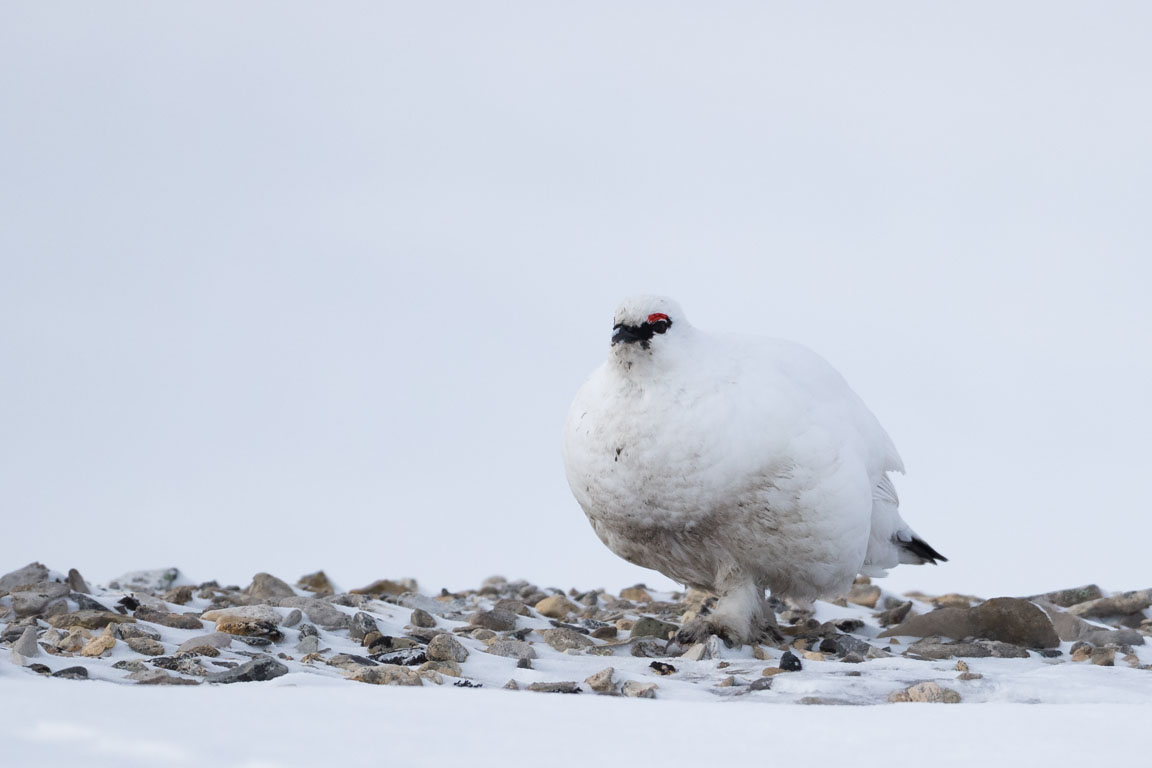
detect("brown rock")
[1031,585,1104,608]
[876,601,913,627]
[134,607,205,630]
[535,595,577,618]
[1068,591,1152,619]
[80,627,117,657]
[540,628,594,652]
[66,569,91,594]
[620,586,652,603]
[895,681,962,703]
[296,571,336,595]
[350,578,416,596]
[48,611,138,630]
[427,633,469,662]
[591,626,618,641]
[847,584,882,608]
[879,597,1059,648]
[349,664,423,686]
[584,667,617,694]
[246,573,296,600]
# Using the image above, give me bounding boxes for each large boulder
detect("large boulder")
[879,597,1060,648]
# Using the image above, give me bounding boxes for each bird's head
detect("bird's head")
[610,295,688,357]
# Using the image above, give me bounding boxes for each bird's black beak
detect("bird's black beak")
[612,323,652,345]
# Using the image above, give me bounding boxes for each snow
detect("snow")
[2,677,1149,768]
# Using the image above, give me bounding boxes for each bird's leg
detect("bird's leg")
[674,581,778,648]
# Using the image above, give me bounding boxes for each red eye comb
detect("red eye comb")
[647,313,669,323]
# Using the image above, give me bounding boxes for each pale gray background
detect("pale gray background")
[2,2,1149,598]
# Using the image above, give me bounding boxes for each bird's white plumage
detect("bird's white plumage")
[562,296,941,644]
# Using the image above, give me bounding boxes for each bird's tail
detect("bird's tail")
[898,535,948,565]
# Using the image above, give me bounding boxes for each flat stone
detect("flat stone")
[622,681,657,698]
[133,607,205,630]
[591,626,618,641]
[71,594,112,612]
[175,633,234,654]
[326,653,378,671]
[1068,591,1152,618]
[51,666,89,680]
[131,669,200,686]
[540,627,594,652]
[410,608,436,628]
[274,597,350,630]
[109,568,188,593]
[418,660,462,677]
[527,681,580,693]
[468,609,518,632]
[349,664,423,686]
[1032,585,1103,608]
[819,634,872,657]
[534,595,577,619]
[350,578,416,597]
[206,656,288,683]
[201,605,283,624]
[847,584,882,608]
[215,619,283,642]
[0,562,51,595]
[879,597,1059,648]
[427,633,469,662]
[904,681,962,703]
[630,617,677,640]
[11,582,70,618]
[1083,628,1145,647]
[113,660,148,673]
[486,639,537,660]
[296,571,336,595]
[125,637,166,656]
[295,635,319,654]
[246,573,296,600]
[904,639,1030,659]
[47,610,137,630]
[151,655,209,676]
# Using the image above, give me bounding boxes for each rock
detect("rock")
[133,607,205,630]
[350,578,416,597]
[585,667,617,694]
[1070,643,1092,662]
[427,633,469,662]
[469,629,497,642]
[419,660,462,677]
[591,626,618,641]
[620,586,652,603]
[410,608,436,628]
[534,595,577,618]
[162,586,195,605]
[80,626,117,657]
[527,681,580,693]
[649,661,676,675]
[326,653,377,671]
[841,652,865,663]
[847,584,882,608]
[468,609,518,632]
[109,568,189,593]
[876,601,913,627]
[175,633,234,654]
[904,639,1030,660]
[201,605,283,624]
[349,612,380,641]
[125,637,166,656]
[112,660,148,673]
[296,571,336,595]
[246,573,296,600]
[51,666,89,680]
[879,597,1060,648]
[1033,585,1104,608]
[131,669,200,686]
[486,639,537,660]
[11,582,70,618]
[630,617,677,640]
[296,635,319,654]
[779,651,803,671]
[2,620,38,643]
[275,597,350,630]
[47,610,137,630]
[902,681,962,703]
[54,628,92,653]
[680,643,707,661]
[622,681,658,698]
[819,634,872,657]
[1083,628,1145,647]
[540,627,594,653]
[280,608,302,627]
[71,594,112,612]
[517,657,533,669]
[151,654,209,676]
[349,664,423,686]
[215,619,283,643]
[1068,591,1152,619]
[802,651,826,662]
[1090,647,1116,666]
[66,569,91,594]
[206,656,289,683]
[932,593,979,609]
[0,562,51,595]
[11,626,40,663]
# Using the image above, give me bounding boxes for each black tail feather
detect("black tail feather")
[901,537,948,565]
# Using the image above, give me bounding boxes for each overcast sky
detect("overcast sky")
[2,2,1149,600]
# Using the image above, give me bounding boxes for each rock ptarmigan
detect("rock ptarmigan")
[562,295,945,646]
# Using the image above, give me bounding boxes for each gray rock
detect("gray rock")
[66,569,91,594]
[176,633,235,654]
[326,653,378,670]
[0,562,51,595]
[410,608,436,628]
[527,681,580,693]
[622,681,658,698]
[51,666,89,680]
[295,635,320,654]
[879,597,1059,648]
[819,633,872,657]
[905,638,1030,660]
[274,597,350,630]
[468,609,518,632]
[584,667,617,694]
[539,627,595,652]
[349,612,380,641]
[1083,628,1145,647]
[246,573,296,600]
[71,593,112,612]
[630,617,677,640]
[130,669,200,685]
[112,660,148,673]
[876,600,913,627]
[1068,591,1152,619]
[133,607,205,630]
[206,656,288,683]
[348,664,423,686]
[11,626,40,661]
[109,568,187,593]
[125,637,166,656]
[151,655,209,676]
[486,639,537,660]
[11,582,70,618]
[1031,585,1103,608]
[2,620,39,643]
[47,610,138,630]
[282,609,302,628]
[298,623,319,638]
[427,633,469,662]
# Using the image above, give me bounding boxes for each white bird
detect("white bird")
[562,295,945,646]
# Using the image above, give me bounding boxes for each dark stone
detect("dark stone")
[298,623,318,638]
[28,663,51,675]
[548,619,591,634]
[118,596,140,611]
[47,610,137,629]
[66,569,91,594]
[349,612,380,641]
[779,651,802,671]
[206,656,289,683]
[51,666,89,680]
[649,661,676,675]
[71,593,112,612]
[749,677,773,691]
[904,638,1031,660]
[409,608,437,628]
[370,649,427,666]
[516,657,533,669]
[819,634,872,657]
[236,636,273,647]
[833,618,865,633]
[876,601,913,627]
